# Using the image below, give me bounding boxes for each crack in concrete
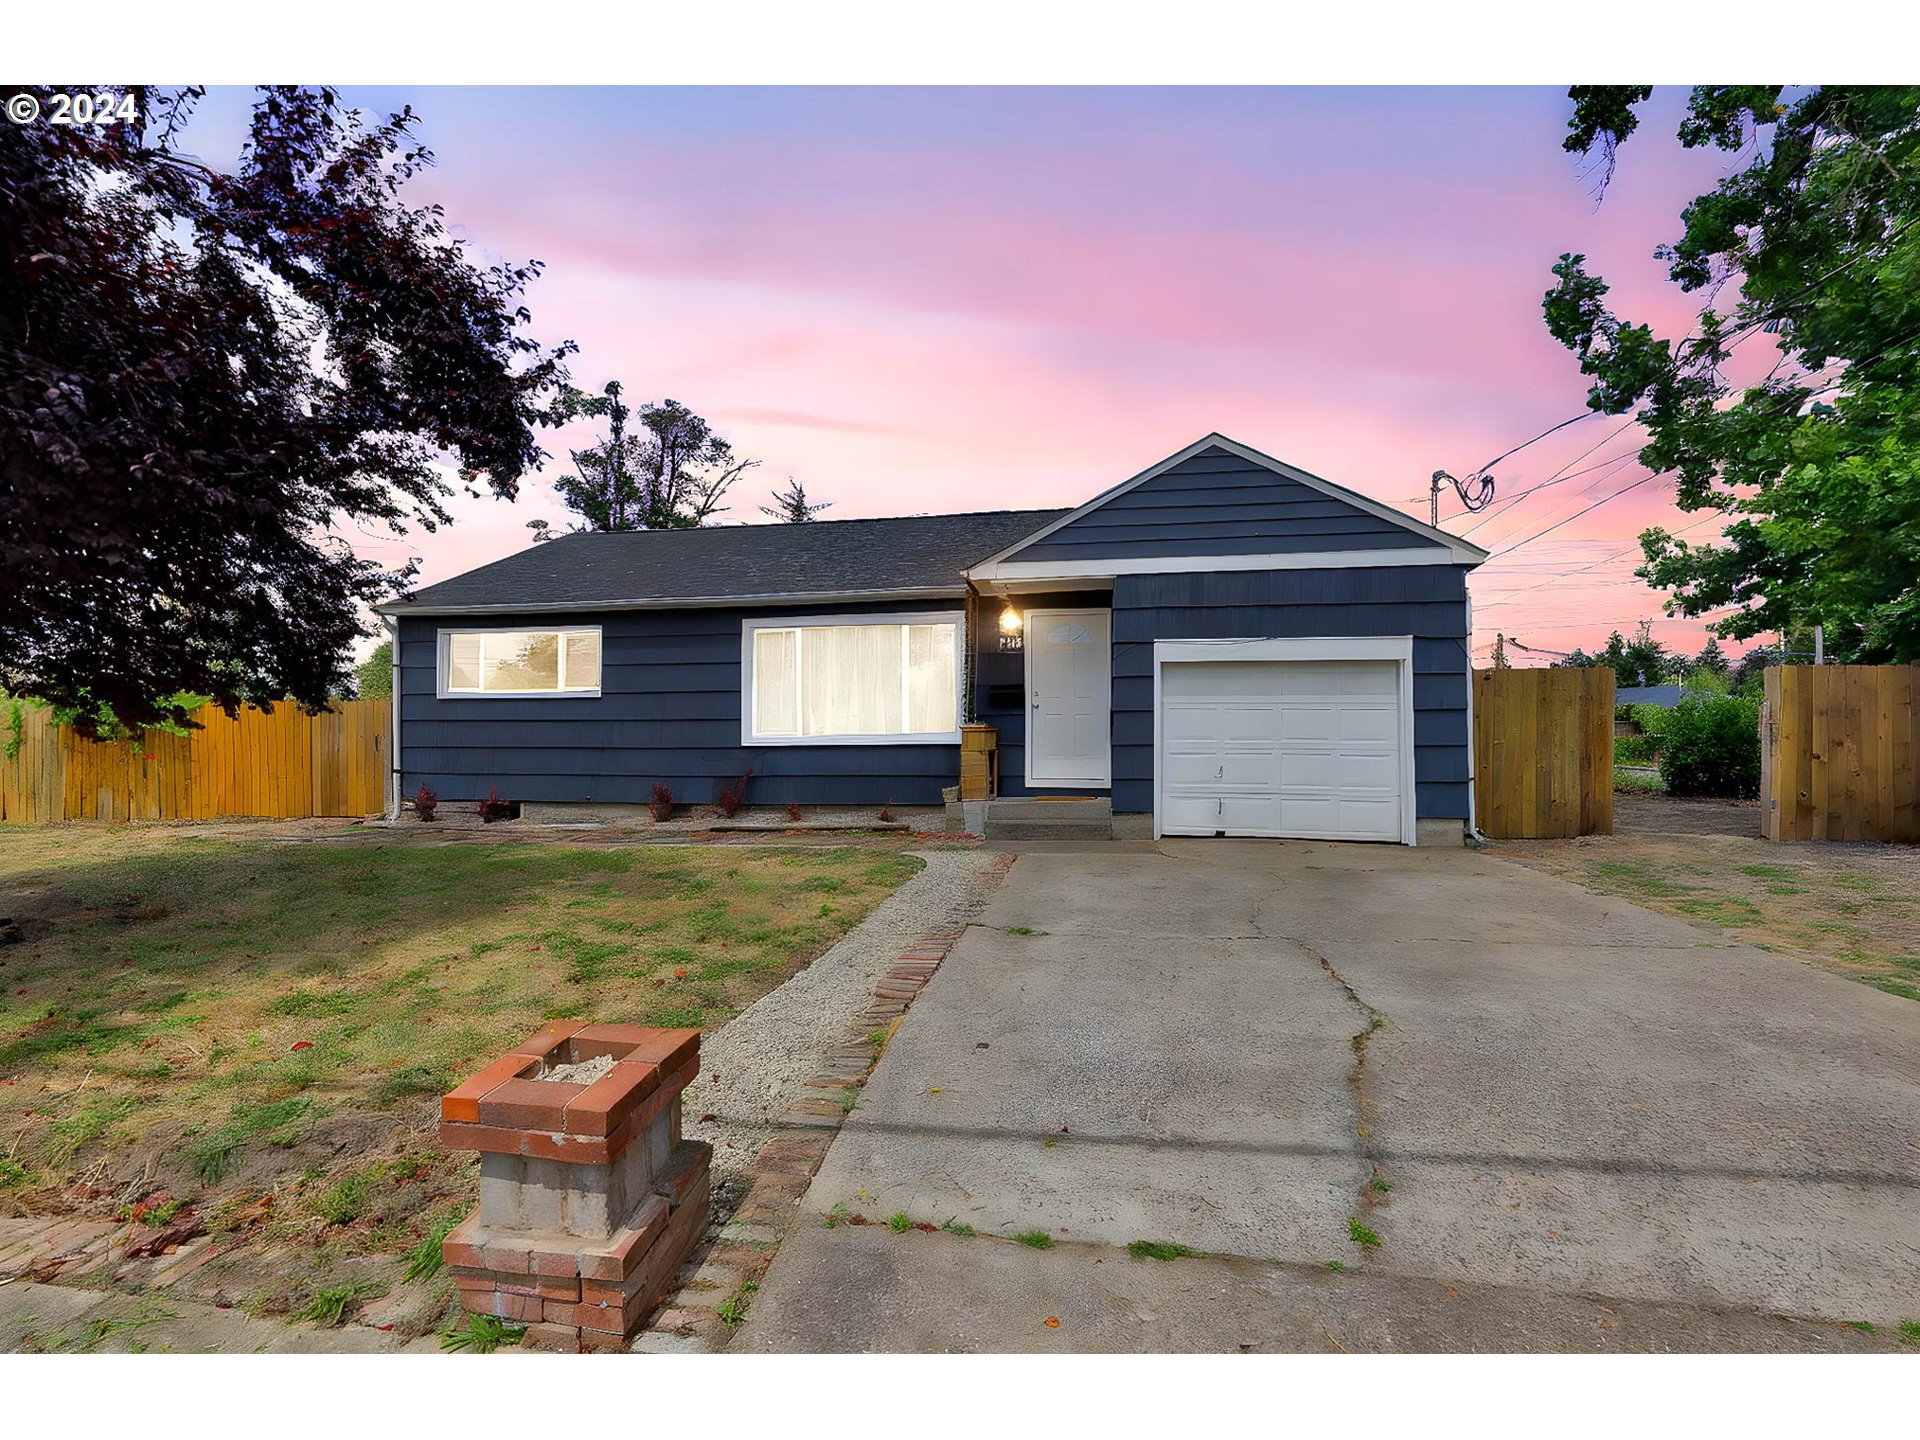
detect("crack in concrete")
[1291,939,1393,1235]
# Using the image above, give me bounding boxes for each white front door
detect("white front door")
[1025,608,1111,787]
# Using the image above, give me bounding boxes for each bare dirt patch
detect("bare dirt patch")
[1490,797,1919,1003]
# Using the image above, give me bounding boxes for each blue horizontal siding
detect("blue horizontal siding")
[1108,567,1475,821]
[395,601,964,806]
[1007,446,1444,563]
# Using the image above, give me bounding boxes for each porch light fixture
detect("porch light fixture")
[998,601,1023,635]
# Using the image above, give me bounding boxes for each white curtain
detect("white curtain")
[563,630,602,691]
[753,628,800,735]
[752,621,956,737]
[447,633,483,690]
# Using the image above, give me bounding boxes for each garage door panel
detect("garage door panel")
[1276,750,1396,789]
[1159,657,1405,842]
[1339,707,1398,743]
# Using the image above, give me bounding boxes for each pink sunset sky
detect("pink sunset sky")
[191,86,1771,666]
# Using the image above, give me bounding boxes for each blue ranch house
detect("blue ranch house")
[378,435,1488,844]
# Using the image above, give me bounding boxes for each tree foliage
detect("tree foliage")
[1546,86,1920,661]
[1561,620,1681,687]
[1,86,571,735]
[758,477,830,523]
[354,640,393,702]
[538,382,754,535]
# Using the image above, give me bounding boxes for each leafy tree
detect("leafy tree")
[544,382,754,534]
[1571,621,1680,688]
[759,477,830,523]
[2,86,571,736]
[1546,86,1920,662]
[1692,637,1731,677]
[354,640,393,702]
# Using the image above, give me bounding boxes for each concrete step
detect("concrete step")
[983,797,1112,841]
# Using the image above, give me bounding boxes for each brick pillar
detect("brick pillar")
[439,1021,711,1353]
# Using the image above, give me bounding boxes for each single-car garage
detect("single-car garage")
[1153,637,1416,844]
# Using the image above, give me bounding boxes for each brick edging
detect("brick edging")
[633,852,1019,1350]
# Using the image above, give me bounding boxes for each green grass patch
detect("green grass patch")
[716,1280,758,1329]
[1012,1229,1055,1250]
[295,1282,381,1326]
[1349,1218,1382,1248]
[439,1314,525,1353]
[190,1097,314,1183]
[1127,1240,1204,1261]
[888,1212,913,1233]
[941,1219,975,1237]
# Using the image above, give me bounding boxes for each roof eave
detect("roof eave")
[374,583,970,618]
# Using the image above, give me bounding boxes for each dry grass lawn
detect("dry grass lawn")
[0,824,922,1329]
[1491,823,1920,1004]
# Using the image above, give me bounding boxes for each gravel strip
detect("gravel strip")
[683,849,1001,1185]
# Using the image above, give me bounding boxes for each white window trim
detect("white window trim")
[1150,635,1417,847]
[740,610,966,746]
[436,625,604,700]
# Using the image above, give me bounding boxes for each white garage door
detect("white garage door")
[1159,659,1406,842]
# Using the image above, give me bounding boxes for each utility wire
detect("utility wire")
[1456,421,1645,537]
[1442,217,1920,528]
[1476,511,1727,611]
[1487,472,1664,559]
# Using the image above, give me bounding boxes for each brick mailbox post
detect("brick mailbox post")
[439,1021,712,1352]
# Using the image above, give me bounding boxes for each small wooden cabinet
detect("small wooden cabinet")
[959,724,999,800]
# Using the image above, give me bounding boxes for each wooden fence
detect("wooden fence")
[1762,664,1919,843]
[1,700,389,824]
[1473,666,1615,839]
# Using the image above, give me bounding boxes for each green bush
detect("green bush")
[1657,694,1761,798]
[1615,732,1660,765]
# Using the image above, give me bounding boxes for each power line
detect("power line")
[1457,416,1644,537]
[1476,511,1725,611]
[1472,411,1598,475]
[1488,472,1664,559]
[1442,216,1920,529]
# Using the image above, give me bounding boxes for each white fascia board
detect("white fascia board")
[376,585,967,617]
[965,430,1491,574]
[971,547,1473,584]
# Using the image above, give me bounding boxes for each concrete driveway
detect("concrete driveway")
[738,840,1920,1351]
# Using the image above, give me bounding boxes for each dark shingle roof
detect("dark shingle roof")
[382,509,1068,614]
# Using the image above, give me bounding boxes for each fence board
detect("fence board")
[1473,667,1615,838]
[0,700,389,824]
[1763,664,1919,843]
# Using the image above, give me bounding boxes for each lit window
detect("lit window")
[440,628,602,696]
[745,615,960,743]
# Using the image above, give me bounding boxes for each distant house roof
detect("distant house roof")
[1616,684,1691,707]
[379,509,1071,615]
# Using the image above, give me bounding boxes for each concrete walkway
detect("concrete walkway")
[739,839,1920,1350]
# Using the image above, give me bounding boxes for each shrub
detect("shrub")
[715,766,754,818]
[477,787,512,823]
[1615,732,1660,766]
[878,800,896,823]
[413,782,438,821]
[648,783,676,822]
[784,801,803,822]
[1658,693,1761,798]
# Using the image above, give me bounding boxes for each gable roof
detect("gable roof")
[379,508,1070,615]
[968,433,1488,577]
